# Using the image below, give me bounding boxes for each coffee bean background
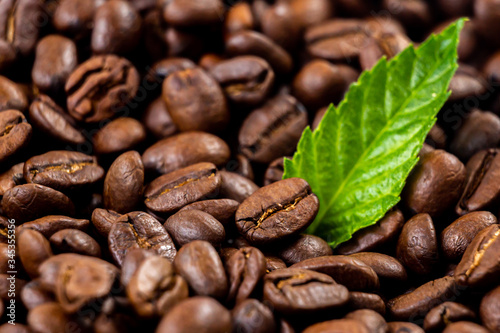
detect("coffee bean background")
[0,0,500,332]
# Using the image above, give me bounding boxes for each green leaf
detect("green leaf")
[283,19,465,247]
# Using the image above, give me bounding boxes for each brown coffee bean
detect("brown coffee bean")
[91,208,121,237]
[402,150,466,216]
[2,184,75,222]
[93,118,146,155]
[145,162,221,215]
[387,276,458,321]
[387,321,424,333]
[474,0,500,45]
[236,178,319,245]
[146,58,196,86]
[219,171,259,203]
[103,151,144,213]
[448,65,488,103]
[156,297,232,333]
[264,268,349,315]
[27,302,75,333]
[345,309,388,333]
[65,55,140,123]
[18,229,52,278]
[479,285,500,332]
[165,209,225,248]
[224,2,254,34]
[265,256,287,272]
[142,131,230,175]
[232,299,276,333]
[396,213,439,276]
[29,94,86,145]
[347,292,386,315]
[350,253,407,284]
[142,97,178,139]
[303,319,369,333]
[91,0,142,55]
[290,255,380,291]
[32,35,78,94]
[260,2,302,51]
[455,224,500,289]
[17,215,89,238]
[179,199,239,226]
[120,248,156,287]
[20,279,54,310]
[277,234,333,266]
[457,149,500,215]
[0,110,32,162]
[441,212,497,262]
[0,162,24,196]
[173,241,228,301]
[239,95,308,164]
[291,0,335,29]
[225,247,266,305]
[426,123,447,149]
[423,302,476,332]
[210,56,275,106]
[293,60,358,111]
[159,0,224,27]
[108,211,177,266]
[359,32,411,71]
[383,0,432,28]
[53,0,106,38]
[336,209,405,255]
[49,229,101,257]
[263,156,287,186]
[126,255,188,318]
[443,322,490,333]
[0,76,28,112]
[162,67,229,133]
[226,30,293,75]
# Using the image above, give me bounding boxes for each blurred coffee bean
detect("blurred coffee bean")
[443,322,490,333]
[260,2,302,51]
[387,321,424,333]
[345,309,388,333]
[27,302,75,333]
[219,170,259,203]
[479,285,500,332]
[142,97,178,139]
[53,0,107,38]
[303,319,369,333]
[347,291,386,315]
[165,210,225,248]
[0,110,32,163]
[94,118,146,155]
[120,248,155,287]
[20,279,54,310]
[49,229,101,257]
[0,162,24,196]
[423,302,476,332]
[232,299,276,333]
[224,2,254,34]
[226,154,254,181]
[18,229,53,278]
[277,234,333,266]
[448,65,488,103]
[382,0,432,29]
[474,0,500,44]
[291,0,335,29]
[0,76,28,112]
[159,0,225,27]
[425,123,447,149]
[146,58,196,87]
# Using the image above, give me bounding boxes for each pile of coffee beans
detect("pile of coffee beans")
[0,0,500,332]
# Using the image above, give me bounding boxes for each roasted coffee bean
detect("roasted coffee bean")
[456,149,500,215]
[32,35,78,94]
[91,208,121,237]
[173,241,228,300]
[345,309,388,333]
[291,255,380,291]
[37,253,80,293]
[263,156,287,186]
[156,296,232,333]
[277,234,333,266]
[0,110,32,163]
[438,0,473,17]
[264,268,349,315]
[165,209,225,248]
[0,76,28,112]
[347,292,386,315]
[441,212,497,261]
[120,248,156,287]
[225,247,266,304]
[336,209,405,255]
[479,285,500,332]
[108,211,177,266]
[53,0,107,38]
[426,123,447,150]
[219,170,259,203]
[305,19,369,62]
[0,243,9,273]
[382,0,432,28]
[350,253,407,284]
[387,276,458,321]
[423,302,476,332]
[359,32,411,70]
[303,319,369,333]
[142,131,230,175]
[451,110,500,162]
[199,53,225,70]
[179,199,239,226]
[396,213,439,276]
[49,229,101,257]
[17,215,89,238]
[0,162,24,196]
[54,254,119,313]
[146,58,196,87]
[103,151,144,213]
[18,229,52,278]
[27,302,75,333]
[162,67,229,133]
[29,95,86,145]
[291,0,335,29]
[127,255,188,318]
[455,224,500,289]
[145,162,221,215]
[448,65,488,103]
[210,56,274,106]
[226,154,255,180]
[293,60,358,111]
[93,118,146,155]
[265,256,287,272]
[24,151,104,192]
[91,0,142,55]
[261,2,302,51]
[402,150,466,216]
[236,178,318,245]
[474,0,500,44]
[442,322,489,333]
[226,30,293,75]
[20,279,54,310]
[239,95,308,164]
[224,2,254,34]
[232,299,276,333]
[159,0,224,27]
[65,55,140,123]
[387,322,424,333]
[142,97,178,139]
[164,27,205,59]
[2,184,75,222]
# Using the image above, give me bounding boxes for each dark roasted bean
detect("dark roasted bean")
[93,118,146,155]
[303,319,369,333]
[442,322,489,333]
[345,309,388,333]
[91,208,121,237]
[263,156,287,186]
[0,76,28,112]
[277,234,333,266]
[179,199,239,226]
[219,170,259,203]
[387,322,424,333]
[350,253,407,284]
[0,110,32,162]
[479,285,500,332]
[17,215,89,238]
[18,229,52,278]
[20,279,54,310]
[53,0,107,38]
[0,162,24,196]
[423,302,476,332]
[49,229,101,257]
[232,299,276,333]
[27,302,75,333]
[347,292,386,315]
[142,97,178,139]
